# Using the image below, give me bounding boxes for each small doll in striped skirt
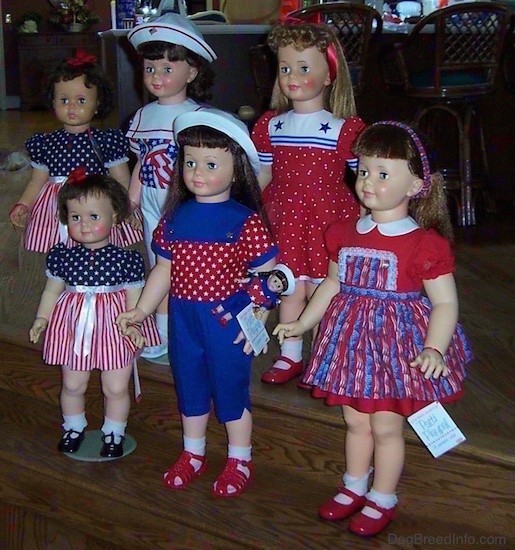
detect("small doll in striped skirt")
[274,121,473,537]
[29,169,160,459]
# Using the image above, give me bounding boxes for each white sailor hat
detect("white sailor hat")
[127,13,217,62]
[273,264,296,296]
[174,108,260,176]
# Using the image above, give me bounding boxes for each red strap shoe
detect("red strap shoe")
[261,356,304,384]
[212,458,253,497]
[163,450,207,490]
[318,487,367,521]
[348,499,397,537]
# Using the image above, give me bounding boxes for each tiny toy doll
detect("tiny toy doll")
[212,263,295,326]
[9,50,140,252]
[30,169,160,458]
[126,13,217,359]
[117,108,278,497]
[252,19,365,385]
[274,121,473,537]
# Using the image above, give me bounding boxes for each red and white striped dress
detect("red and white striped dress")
[303,216,472,416]
[42,243,159,371]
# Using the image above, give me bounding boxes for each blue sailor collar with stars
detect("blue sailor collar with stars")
[356,214,420,236]
[269,110,344,150]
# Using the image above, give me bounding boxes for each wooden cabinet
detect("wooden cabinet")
[17,33,100,111]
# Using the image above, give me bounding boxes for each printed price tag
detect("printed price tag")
[408,401,466,458]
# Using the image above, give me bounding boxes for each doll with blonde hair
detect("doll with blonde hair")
[252,20,365,385]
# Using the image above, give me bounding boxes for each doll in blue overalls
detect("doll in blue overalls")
[117,108,278,497]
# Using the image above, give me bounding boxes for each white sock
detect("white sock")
[183,436,206,457]
[62,413,87,433]
[156,313,168,346]
[362,488,398,518]
[228,444,252,462]
[334,468,371,505]
[101,417,127,443]
[274,340,303,370]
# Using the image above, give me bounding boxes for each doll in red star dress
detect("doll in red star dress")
[252,20,365,385]
[274,122,472,537]
[117,109,277,497]
[9,50,141,252]
[30,170,160,459]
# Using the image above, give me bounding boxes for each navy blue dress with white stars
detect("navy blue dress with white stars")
[41,243,160,371]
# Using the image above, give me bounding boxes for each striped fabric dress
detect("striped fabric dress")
[24,128,142,253]
[303,215,472,416]
[42,243,160,371]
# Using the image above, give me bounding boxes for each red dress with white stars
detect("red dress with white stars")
[252,109,364,282]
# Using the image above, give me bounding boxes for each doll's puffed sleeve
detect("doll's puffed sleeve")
[151,217,173,260]
[97,128,130,168]
[324,220,348,263]
[251,110,275,167]
[45,242,68,280]
[337,116,366,173]
[241,213,278,269]
[122,249,146,284]
[25,133,50,171]
[408,230,455,285]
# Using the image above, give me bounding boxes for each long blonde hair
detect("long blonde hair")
[267,22,356,119]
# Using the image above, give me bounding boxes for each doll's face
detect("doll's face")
[267,273,285,293]
[356,155,423,221]
[66,193,116,249]
[277,44,331,111]
[183,145,234,203]
[143,57,198,105]
[53,75,98,132]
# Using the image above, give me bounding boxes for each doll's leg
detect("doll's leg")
[163,413,210,490]
[213,408,253,497]
[348,411,404,536]
[261,281,307,384]
[58,366,91,453]
[99,365,133,457]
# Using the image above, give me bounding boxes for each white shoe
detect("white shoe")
[141,344,168,359]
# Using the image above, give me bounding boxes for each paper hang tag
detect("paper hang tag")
[236,302,270,356]
[408,401,466,458]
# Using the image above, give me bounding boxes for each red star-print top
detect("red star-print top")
[152,199,278,302]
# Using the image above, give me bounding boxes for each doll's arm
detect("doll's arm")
[9,167,48,229]
[124,325,145,348]
[273,260,340,344]
[127,160,143,209]
[409,273,458,379]
[116,256,171,334]
[29,277,65,343]
[257,164,272,191]
[108,162,131,190]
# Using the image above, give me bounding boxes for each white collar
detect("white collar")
[356,215,419,236]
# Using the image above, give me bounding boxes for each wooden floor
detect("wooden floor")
[0,110,514,548]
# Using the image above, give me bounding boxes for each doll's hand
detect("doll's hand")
[29,317,48,343]
[9,203,29,230]
[125,325,145,348]
[273,321,307,345]
[410,347,449,379]
[233,330,256,355]
[127,207,143,232]
[116,308,147,335]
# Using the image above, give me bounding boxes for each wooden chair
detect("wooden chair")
[381,2,512,226]
[288,1,383,95]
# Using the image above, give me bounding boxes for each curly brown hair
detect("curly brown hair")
[352,123,453,242]
[266,22,356,118]
[163,125,270,231]
[57,173,130,225]
[46,56,115,119]
[137,41,214,101]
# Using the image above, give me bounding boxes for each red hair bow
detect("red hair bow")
[67,49,97,68]
[67,166,88,185]
[280,13,322,25]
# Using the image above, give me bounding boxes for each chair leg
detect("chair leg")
[461,104,475,226]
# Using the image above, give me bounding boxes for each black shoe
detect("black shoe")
[57,429,85,453]
[100,432,125,458]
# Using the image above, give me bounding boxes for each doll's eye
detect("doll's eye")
[185,160,195,169]
[300,65,310,74]
[144,66,155,74]
[358,169,368,178]
[207,162,217,170]
[70,214,80,222]
[279,66,290,75]
[58,98,69,105]
[90,214,100,221]
[379,172,389,180]
[164,67,173,74]
[78,98,87,105]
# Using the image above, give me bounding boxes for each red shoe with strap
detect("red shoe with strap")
[348,500,397,537]
[318,487,367,521]
[163,450,207,490]
[212,458,253,497]
[261,356,304,384]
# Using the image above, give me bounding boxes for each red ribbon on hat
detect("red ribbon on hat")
[67,49,97,68]
[66,166,88,185]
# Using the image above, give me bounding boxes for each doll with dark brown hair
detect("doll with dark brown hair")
[274,121,472,537]
[9,50,140,252]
